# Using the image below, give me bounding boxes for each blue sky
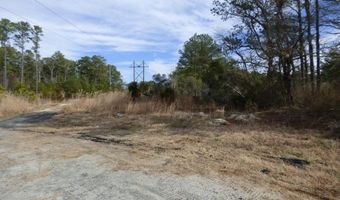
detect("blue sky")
[0,0,235,82]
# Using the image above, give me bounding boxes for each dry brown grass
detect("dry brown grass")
[63,92,219,115]
[64,92,176,114]
[294,84,340,111]
[0,93,40,118]
[41,111,340,200]
[53,92,340,199]
[174,96,217,112]
[63,92,128,113]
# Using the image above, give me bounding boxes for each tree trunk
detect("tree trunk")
[35,55,39,93]
[20,48,24,84]
[305,0,315,93]
[3,46,7,90]
[297,0,305,85]
[38,65,41,83]
[291,55,296,90]
[304,48,309,84]
[267,57,275,77]
[315,0,321,91]
[50,66,54,82]
[236,52,248,71]
[281,56,292,105]
[64,64,68,81]
[278,61,282,74]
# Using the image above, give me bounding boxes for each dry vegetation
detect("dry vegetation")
[44,92,340,199]
[63,92,218,114]
[0,93,42,118]
[41,111,339,199]
[0,92,55,119]
[64,92,176,114]
[293,85,340,112]
[2,92,337,199]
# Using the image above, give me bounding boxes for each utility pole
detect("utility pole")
[108,65,112,87]
[131,60,148,83]
[133,60,136,82]
[142,60,145,82]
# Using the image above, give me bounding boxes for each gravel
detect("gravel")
[0,107,282,200]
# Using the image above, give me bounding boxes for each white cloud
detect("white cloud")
[148,59,176,75]
[0,0,234,80]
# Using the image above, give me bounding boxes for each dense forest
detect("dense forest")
[1,0,340,111]
[0,19,123,99]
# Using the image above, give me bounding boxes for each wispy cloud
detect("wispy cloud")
[148,59,177,75]
[0,0,232,81]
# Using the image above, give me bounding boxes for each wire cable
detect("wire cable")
[0,5,88,48]
[32,0,97,41]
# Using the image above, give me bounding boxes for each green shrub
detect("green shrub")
[139,81,154,96]
[0,85,5,93]
[13,83,36,101]
[128,82,140,101]
[80,79,96,94]
[39,82,55,99]
[63,78,82,98]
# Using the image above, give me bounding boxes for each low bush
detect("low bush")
[13,83,37,101]
[63,78,82,98]
[128,82,140,101]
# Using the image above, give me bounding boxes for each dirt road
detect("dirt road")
[0,106,281,200]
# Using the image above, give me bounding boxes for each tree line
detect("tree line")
[2,0,339,111]
[132,0,339,111]
[0,18,123,99]
[209,0,339,104]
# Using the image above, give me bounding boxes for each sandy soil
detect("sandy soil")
[0,106,283,200]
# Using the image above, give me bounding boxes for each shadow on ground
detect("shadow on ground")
[0,111,57,129]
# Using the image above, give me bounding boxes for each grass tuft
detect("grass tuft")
[0,93,40,118]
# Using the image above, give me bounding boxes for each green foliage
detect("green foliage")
[31,25,43,55]
[177,34,221,79]
[174,75,206,97]
[128,82,140,100]
[76,56,122,92]
[63,77,82,98]
[139,81,154,96]
[152,74,175,103]
[0,85,5,93]
[127,74,175,103]
[174,35,286,110]
[80,78,96,94]
[39,82,65,100]
[174,34,224,103]
[322,49,340,87]
[0,19,15,44]
[39,82,56,99]
[13,83,36,101]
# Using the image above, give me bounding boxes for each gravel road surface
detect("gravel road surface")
[0,107,281,200]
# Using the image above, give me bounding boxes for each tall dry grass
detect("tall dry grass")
[0,93,39,118]
[293,84,340,111]
[64,92,176,114]
[174,96,217,112]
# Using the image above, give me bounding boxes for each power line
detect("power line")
[32,0,96,41]
[130,60,148,82]
[0,6,42,32]
[0,5,88,49]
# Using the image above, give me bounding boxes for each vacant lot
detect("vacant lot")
[1,104,340,199]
